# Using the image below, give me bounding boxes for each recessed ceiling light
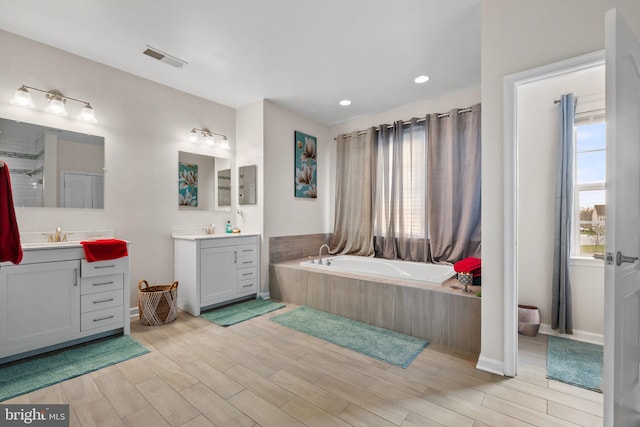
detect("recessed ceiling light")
[339,99,351,106]
[414,75,430,84]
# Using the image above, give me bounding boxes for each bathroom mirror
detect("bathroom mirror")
[238,164,257,205]
[178,151,231,211]
[0,117,104,208]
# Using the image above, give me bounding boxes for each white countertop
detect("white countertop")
[171,233,259,241]
[20,229,119,251]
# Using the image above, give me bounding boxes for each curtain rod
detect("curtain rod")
[334,107,474,140]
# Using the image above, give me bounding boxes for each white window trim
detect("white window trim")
[571,116,606,261]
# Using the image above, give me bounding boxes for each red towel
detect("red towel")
[0,162,23,264]
[81,239,128,262]
[454,257,481,276]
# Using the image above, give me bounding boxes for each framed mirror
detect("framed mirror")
[0,118,104,208]
[238,164,257,205]
[178,151,231,211]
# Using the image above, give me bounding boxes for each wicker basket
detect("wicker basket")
[138,280,178,326]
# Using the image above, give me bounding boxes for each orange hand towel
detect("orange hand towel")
[81,239,128,262]
[0,162,23,264]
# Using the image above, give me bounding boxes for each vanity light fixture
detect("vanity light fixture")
[10,85,98,123]
[189,127,229,149]
[219,136,230,150]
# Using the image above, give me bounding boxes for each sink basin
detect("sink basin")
[22,241,84,249]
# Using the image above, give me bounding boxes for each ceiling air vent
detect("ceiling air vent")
[142,45,187,69]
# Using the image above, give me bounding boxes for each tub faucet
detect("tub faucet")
[318,244,331,265]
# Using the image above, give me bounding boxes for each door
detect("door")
[0,260,80,358]
[604,8,640,426]
[92,175,104,208]
[200,246,237,307]
[63,172,92,208]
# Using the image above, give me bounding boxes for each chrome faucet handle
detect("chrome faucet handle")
[308,256,315,264]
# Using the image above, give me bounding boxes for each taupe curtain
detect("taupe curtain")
[428,104,482,263]
[374,119,428,261]
[330,129,376,255]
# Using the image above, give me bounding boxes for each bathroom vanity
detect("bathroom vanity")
[173,233,260,316]
[0,243,130,362]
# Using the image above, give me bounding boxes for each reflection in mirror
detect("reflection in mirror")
[178,151,231,211]
[239,165,257,205]
[217,169,231,207]
[0,118,104,208]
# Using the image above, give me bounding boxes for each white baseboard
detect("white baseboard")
[129,307,139,318]
[259,291,271,300]
[476,354,505,376]
[538,323,603,346]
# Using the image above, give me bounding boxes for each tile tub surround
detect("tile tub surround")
[270,259,481,354]
[269,234,331,263]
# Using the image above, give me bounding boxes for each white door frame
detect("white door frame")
[502,50,604,377]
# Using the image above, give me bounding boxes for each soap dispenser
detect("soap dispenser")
[225,220,232,233]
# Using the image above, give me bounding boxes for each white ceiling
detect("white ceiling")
[0,0,481,125]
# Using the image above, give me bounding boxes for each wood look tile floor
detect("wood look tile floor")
[5,304,603,426]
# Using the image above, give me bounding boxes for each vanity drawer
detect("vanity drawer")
[81,258,127,278]
[200,236,258,249]
[236,267,257,282]
[236,279,257,295]
[81,306,123,331]
[81,274,123,295]
[237,244,257,259]
[81,289,123,313]
[237,252,257,268]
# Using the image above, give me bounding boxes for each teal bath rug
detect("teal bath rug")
[270,306,428,368]
[201,298,285,326]
[546,335,603,392]
[0,335,149,401]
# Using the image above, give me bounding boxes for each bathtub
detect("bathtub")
[299,255,455,284]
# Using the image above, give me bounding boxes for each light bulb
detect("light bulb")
[189,129,200,143]
[10,86,35,108]
[220,137,230,150]
[79,104,97,123]
[46,98,68,116]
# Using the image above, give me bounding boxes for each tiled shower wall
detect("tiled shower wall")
[269,233,332,264]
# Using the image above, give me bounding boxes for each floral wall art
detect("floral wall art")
[178,162,198,206]
[294,131,317,198]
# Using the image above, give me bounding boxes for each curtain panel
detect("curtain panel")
[329,129,376,256]
[374,119,428,261]
[428,104,482,263]
[551,94,575,335]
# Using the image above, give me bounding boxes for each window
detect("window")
[374,124,427,239]
[573,117,606,258]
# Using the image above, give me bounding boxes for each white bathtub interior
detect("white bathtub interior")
[299,255,455,284]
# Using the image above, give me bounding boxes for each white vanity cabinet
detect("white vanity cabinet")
[0,246,130,362]
[173,234,260,316]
